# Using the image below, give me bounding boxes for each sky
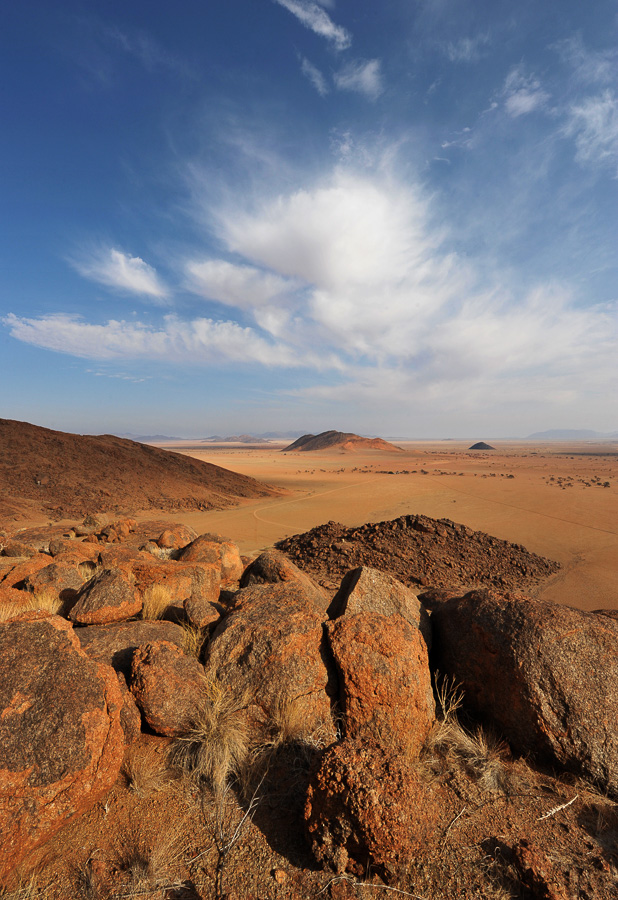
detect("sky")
[1,0,617,439]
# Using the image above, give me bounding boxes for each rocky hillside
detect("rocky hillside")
[283,430,402,452]
[0,419,277,520]
[0,516,616,898]
[277,513,560,593]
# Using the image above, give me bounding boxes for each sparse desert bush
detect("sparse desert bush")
[0,876,47,899]
[141,584,172,621]
[112,827,181,897]
[29,588,65,616]
[168,678,250,797]
[181,622,207,657]
[121,746,168,798]
[425,675,510,792]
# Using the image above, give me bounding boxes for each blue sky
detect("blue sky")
[2,0,616,438]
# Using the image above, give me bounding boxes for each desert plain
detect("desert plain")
[145,438,617,612]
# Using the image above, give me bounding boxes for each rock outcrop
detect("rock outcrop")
[432,589,618,797]
[130,640,206,736]
[0,614,124,880]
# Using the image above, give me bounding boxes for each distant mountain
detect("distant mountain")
[283,430,403,453]
[202,431,303,442]
[114,433,185,443]
[526,429,618,440]
[202,434,271,444]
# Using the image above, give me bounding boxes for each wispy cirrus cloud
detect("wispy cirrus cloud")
[445,33,490,63]
[300,56,329,95]
[272,0,351,50]
[563,90,618,173]
[2,312,337,370]
[70,247,170,300]
[334,59,384,100]
[502,65,550,117]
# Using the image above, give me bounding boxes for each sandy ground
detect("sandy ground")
[147,440,618,612]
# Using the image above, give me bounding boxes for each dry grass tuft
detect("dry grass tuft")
[112,824,185,897]
[0,876,47,899]
[181,622,207,658]
[141,584,172,621]
[0,589,65,622]
[168,678,250,797]
[121,746,169,798]
[425,675,510,793]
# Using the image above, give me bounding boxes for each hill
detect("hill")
[526,429,618,440]
[0,419,278,520]
[283,430,402,452]
[276,513,559,594]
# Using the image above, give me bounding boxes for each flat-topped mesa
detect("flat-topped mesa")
[283,430,402,452]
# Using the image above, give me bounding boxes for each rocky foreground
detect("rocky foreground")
[0,515,616,898]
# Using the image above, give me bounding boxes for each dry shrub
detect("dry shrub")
[29,588,65,616]
[181,622,207,658]
[425,675,510,793]
[168,678,250,798]
[113,826,181,897]
[141,584,172,621]
[121,746,168,798]
[0,876,47,899]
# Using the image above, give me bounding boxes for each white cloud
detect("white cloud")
[334,59,384,100]
[71,247,169,299]
[2,312,335,369]
[300,56,329,96]
[272,0,351,50]
[563,91,618,172]
[502,66,550,117]
[185,259,295,310]
[445,33,490,63]
[554,35,617,86]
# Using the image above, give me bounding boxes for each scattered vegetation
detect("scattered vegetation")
[181,622,207,658]
[140,583,172,621]
[168,678,250,798]
[121,746,168,799]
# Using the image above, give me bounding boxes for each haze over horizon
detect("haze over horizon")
[2,1,616,439]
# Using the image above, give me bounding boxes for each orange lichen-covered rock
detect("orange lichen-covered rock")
[432,589,618,797]
[0,615,124,881]
[69,568,141,626]
[325,612,434,756]
[177,533,243,584]
[305,738,441,880]
[130,640,206,736]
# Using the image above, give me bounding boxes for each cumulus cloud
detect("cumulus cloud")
[2,312,335,369]
[300,56,329,95]
[502,66,550,117]
[334,59,384,100]
[272,0,351,50]
[563,91,618,172]
[71,247,169,299]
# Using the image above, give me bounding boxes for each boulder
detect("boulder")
[206,582,336,741]
[69,568,141,626]
[432,590,618,796]
[129,559,221,611]
[75,620,188,676]
[328,567,431,649]
[240,549,329,612]
[184,594,225,630]
[0,614,124,880]
[156,524,198,550]
[305,738,441,880]
[326,613,434,756]
[130,641,206,736]
[177,533,243,584]
[1,540,36,558]
[0,554,55,589]
[24,562,85,600]
[116,672,142,744]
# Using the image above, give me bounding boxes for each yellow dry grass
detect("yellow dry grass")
[140,584,172,621]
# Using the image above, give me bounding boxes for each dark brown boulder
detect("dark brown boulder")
[116,672,142,744]
[328,567,431,649]
[206,582,336,741]
[24,561,85,601]
[183,594,224,629]
[240,549,329,613]
[305,738,441,880]
[326,613,434,756]
[69,568,141,626]
[1,540,36,558]
[0,614,124,880]
[75,620,188,676]
[432,590,618,796]
[130,640,206,736]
